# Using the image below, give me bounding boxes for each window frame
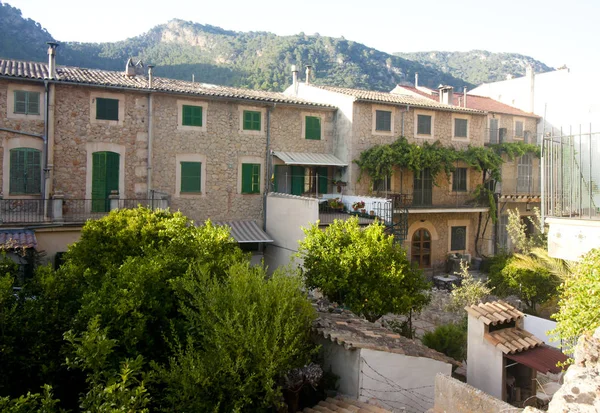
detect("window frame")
[243,110,261,131]
[375,110,392,132]
[411,228,432,269]
[453,117,469,139]
[415,111,434,137]
[180,161,202,194]
[241,163,261,194]
[9,148,42,195]
[182,105,203,127]
[13,90,40,115]
[452,168,468,192]
[95,97,119,121]
[514,119,525,139]
[450,225,467,251]
[305,115,322,140]
[7,84,45,120]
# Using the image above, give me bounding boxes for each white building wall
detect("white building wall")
[546,217,600,261]
[467,314,505,400]
[523,314,560,349]
[317,338,361,398]
[264,193,319,271]
[359,348,451,412]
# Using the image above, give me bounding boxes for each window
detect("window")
[241,163,261,194]
[91,151,119,212]
[498,215,509,251]
[243,110,261,131]
[305,116,321,140]
[180,162,202,193]
[489,118,499,143]
[375,110,392,132]
[182,105,203,127]
[450,226,467,251]
[9,148,41,194]
[517,155,533,193]
[14,91,40,115]
[373,173,392,193]
[413,169,433,206]
[454,118,468,138]
[515,120,524,138]
[417,114,432,135]
[411,228,431,268]
[452,168,467,192]
[96,98,119,121]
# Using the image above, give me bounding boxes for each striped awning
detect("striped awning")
[0,229,37,249]
[272,151,347,166]
[214,221,273,243]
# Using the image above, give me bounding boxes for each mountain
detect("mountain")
[0,1,553,92]
[395,50,553,86]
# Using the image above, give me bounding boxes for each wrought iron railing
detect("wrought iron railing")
[0,199,46,224]
[485,128,539,145]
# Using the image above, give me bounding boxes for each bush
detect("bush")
[158,263,316,412]
[422,323,467,361]
[298,217,430,322]
[0,385,61,413]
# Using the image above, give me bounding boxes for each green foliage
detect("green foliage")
[158,263,316,412]
[422,323,467,361]
[500,257,560,312]
[0,385,61,413]
[64,318,151,413]
[485,253,513,296]
[448,261,492,312]
[506,207,546,253]
[298,217,430,321]
[552,249,600,352]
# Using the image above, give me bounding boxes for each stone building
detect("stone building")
[392,84,541,254]
[0,46,334,263]
[285,75,493,270]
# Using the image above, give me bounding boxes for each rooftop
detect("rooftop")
[465,300,524,326]
[0,59,333,108]
[313,306,457,366]
[0,229,37,249]
[311,84,485,114]
[485,327,543,354]
[304,396,392,413]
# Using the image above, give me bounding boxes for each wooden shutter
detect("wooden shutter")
[92,151,119,212]
[305,116,321,140]
[318,167,328,194]
[291,166,305,195]
[27,92,40,114]
[452,168,467,191]
[241,163,259,193]
[9,148,41,194]
[182,105,202,126]
[9,149,25,193]
[375,110,391,131]
[96,98,119,121]
[14,91,27,114]
[251,164,260,193]
[243,111,261,131]
[181,162,202,192]
[418,115,431,135]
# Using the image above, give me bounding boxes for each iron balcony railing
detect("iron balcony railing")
[485,128,539,145]
[0,199,46,224]
[318,202,378,226]
[385,192,486,210]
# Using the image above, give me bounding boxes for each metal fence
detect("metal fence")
[485,128,540,145]
[542,126,600,220]
[0,199,46,224]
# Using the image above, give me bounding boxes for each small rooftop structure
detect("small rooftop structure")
[465,299,523,326]
[0,229,37,249]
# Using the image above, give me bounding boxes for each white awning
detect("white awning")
[272,151,347,166]
[213,220,273,243]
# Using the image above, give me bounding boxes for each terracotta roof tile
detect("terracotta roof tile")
[304,397,393,413]
[312,85,484,114]
[313,308,457,365]
[485,327,543,354]
[0,229,37,249]
[0,59,332,108]
[465,300,524,325]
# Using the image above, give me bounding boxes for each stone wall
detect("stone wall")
[433,373,522,413]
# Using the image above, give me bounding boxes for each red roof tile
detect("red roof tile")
[0,230,37,249]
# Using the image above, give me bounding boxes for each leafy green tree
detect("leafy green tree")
[422,323,467,361]
[448,261,492,312]
[158,263,316,412]
[552,248,600,352]
[0,385,61,413]
[500,258,560,313]
[298,217,430,322]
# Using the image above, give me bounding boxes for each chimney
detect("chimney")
[125,58,136,77]
[305,65,312,85]
[415,72,419,88]
[526,65,534,113]
[47,42,59,79]
[438,85,454,105]
[463,86,467,108]
[147,65,155,88]
[291,65,299,95]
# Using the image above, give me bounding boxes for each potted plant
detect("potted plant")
[328,197,344,211]
[352,200,365,211]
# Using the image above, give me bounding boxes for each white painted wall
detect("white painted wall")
[264,193,319,272]
[467,314,505,400]
[359,348,451,412]
[524,315,560,349]
[317,338,361,397]
[320,193,392,223]
[546,217,600,261]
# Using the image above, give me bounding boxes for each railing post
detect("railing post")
[109,191,120,211]
[52,192,64,222]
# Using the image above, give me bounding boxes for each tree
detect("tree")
[447,261,492,312]
[298,217,430,322]
[158,263,316,412]
[552,248,600,352]
[500,258,560,313]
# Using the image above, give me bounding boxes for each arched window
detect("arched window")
[9,148,41,195]
[411,228,431,268]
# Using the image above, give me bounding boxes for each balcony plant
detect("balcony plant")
[327,198,344,211]
[352,200,365,211]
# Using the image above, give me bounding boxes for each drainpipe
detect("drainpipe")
[147,91,154,199]
[42,80,49,213]
[44,42,58,218]
[263,105,273,231]
[463,86,467,108]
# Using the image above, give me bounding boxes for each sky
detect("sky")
[6,0,600,73]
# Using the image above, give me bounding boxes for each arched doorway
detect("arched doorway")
[411,228,432,268]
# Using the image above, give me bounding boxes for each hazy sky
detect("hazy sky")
[7,0,600,73]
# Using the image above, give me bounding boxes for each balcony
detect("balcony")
[388,192,489,213]
[0,194,169,226]
[485,128,539,145]
[497,175,542,198]
[318,195,388,226]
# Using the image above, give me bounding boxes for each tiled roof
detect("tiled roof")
[485,327,543,354]
[213,220,273,243]
[0,59,333,108]
[272,151,347,166]
[0,229,37,249]
[393,85,539,118]
[465,300,524,326]
[314,308,457,365]
[304,396,392,413]
[312,85,484,114]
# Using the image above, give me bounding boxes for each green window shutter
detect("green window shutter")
[454,119,468,137]
[182,105,203,127]
[14,91,27,114]
[241,163,259,193]
[305,116,321,140]
[9,149,25,193]
[243,111,261,131]
[181,162,202,193]
[375,110,391,131]
[417,115,432,135]
[318,167,328,194]
[92,151,119,212]
[27,92,40,114]
[291,166,305,196]
[251,164,261,193]
[9,148,41,194]
[96,98,119,121]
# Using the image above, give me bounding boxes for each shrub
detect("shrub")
[422,323,467,361]
[0,385,61,413]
